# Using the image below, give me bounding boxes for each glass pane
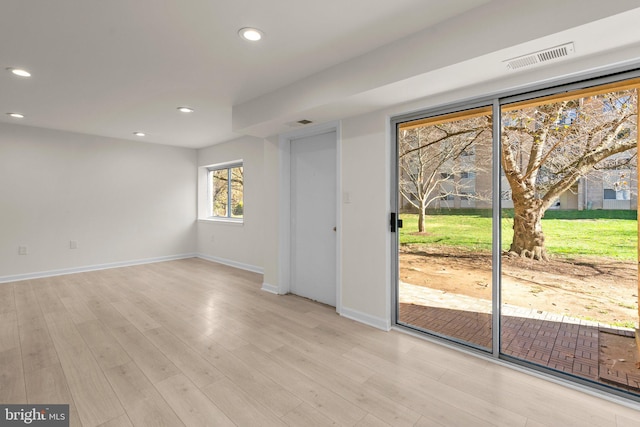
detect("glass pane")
[230,166,244,218]
[397,107,493,350]
[211,169,229,217]
[500,84,639,397]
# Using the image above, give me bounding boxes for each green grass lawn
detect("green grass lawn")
[399,210,638,260]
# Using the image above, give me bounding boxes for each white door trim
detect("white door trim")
[277,121,342,314]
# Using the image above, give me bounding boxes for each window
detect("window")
[208,163,243,220]
[603,170,631,201]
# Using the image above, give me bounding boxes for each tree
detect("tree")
[399,114,492,232]
[502,88,638,260]
[212,166,244,217]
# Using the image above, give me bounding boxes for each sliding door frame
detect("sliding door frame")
[391,65,640,402]
[391,99,496,352]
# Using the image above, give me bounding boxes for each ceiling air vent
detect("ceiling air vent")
[286,119,314,128]
[505,42,575,71]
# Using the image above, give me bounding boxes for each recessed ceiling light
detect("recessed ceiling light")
[177,106,194,113]
[6,67,31,77]
[7,112,25,118]
[133,132,146,137]
[239,27,264,42]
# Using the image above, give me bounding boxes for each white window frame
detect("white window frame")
[201,160,243,223]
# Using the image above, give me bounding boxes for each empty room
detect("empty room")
[2,1,640,426]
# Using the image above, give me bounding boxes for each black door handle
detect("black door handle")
[390,213,403,232]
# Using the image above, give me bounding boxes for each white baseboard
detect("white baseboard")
[261,282,281,294]
[196,253,264,275]
[0,253,198,284]
[341,306,391,331]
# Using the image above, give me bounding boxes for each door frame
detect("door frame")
[277,121,342,313]
[389,67,640,404]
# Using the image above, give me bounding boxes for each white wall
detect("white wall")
[208,56,640,331]
[339,112,392,328]
[197,135,264,272]
[0,123,197,281]
[261,136,281,290]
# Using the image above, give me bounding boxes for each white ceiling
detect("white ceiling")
[2,0,640,148]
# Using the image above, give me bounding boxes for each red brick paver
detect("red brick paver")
[399,282,638,391]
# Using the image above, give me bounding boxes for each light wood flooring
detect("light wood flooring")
[1,258,639,426]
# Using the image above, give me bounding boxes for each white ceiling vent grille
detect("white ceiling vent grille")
[505,43,575,71]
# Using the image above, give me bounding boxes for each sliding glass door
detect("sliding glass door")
[396,106,494,351]
[393,74,640,399]
[499,80,639,392]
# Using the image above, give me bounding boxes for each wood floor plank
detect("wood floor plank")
[14,281,61,373]
[0,283,15,314]
[412,415,448,427]
[156,374,235,427]
[142,327,224,388]
[14,281,48,329]
[232,344,367,426]
[24,363,82,427]
[202,377,287,427]
[24,363,71,402]
[44,312,125,427]
[111,300,160,333]
[7,259,639,427]
[84,298,130,330]
[19,322,60,373]
[204,326,250,351]
[103,362,156,404]
[104,362,185,427]
[281,402,339,427]
[60,296,98,324]
[523,419,550,427]
[436,363,620,426]
[258,310,356,354]
[32,279,67,314]
[364,370,527,427]
[263,323,375,383]
[0,347,26,403]
[190,339,301,418]
[106,323,180,384]
[616,413,640,427]
[226,324,285,353]
[342,345,446,382]
[76,320,131,370]
[0,311,20,352]
[269,345,422,427]
[354,414,393,427]
[96,414,133,427]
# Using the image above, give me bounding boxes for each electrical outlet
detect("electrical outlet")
[18,245,28,255]
[70,240,78,249]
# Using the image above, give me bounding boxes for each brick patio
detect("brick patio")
[399,282,640,392]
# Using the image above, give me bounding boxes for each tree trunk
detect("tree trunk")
[418,208,425,233]
[509,203,549,261]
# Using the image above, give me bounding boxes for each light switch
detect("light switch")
[343,191,351,204]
